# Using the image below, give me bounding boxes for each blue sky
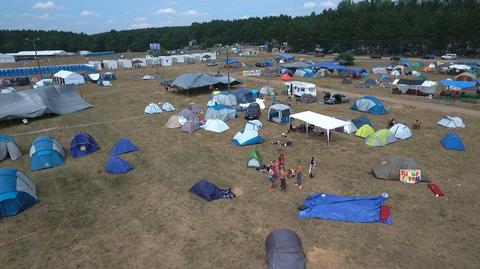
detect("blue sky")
[0,1,342,34]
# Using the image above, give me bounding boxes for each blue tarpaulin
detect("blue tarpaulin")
[299,192,392,224]
[439,80,478,89]
[0,64,96,77]
[224,59,241,64]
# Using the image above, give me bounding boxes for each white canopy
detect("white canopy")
[290,111,351,144]
[53,70,85,85]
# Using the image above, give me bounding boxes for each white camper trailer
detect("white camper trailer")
[284,81,317,97]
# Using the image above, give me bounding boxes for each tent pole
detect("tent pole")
[327,129,330,146]
[305,122,308,143]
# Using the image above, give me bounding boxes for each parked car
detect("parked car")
[371,55,382,59]
[244,103,261,120]
[441,53,457,60]
[422,54,435,59]
[323,92,350,105]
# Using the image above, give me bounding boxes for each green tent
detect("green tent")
[365,129,398,147]
[247,149,262,168]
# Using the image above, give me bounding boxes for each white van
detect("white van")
[284,81,317,97]
[441,53,457,60]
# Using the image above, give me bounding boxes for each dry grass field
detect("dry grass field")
[0,53,479,268]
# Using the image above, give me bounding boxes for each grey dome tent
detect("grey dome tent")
[373,156,428,181]
[0,135,22,161]
[265,229,306,269]
[260,86,276,96]
[213,93,237,106]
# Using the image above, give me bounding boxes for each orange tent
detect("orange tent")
[280,73,292,81]
[422,66,431,73]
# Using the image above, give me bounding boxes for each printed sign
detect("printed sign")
[149,43,161,50]
[400,169,421,184]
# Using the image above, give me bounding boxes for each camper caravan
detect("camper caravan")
[284,81,317,97]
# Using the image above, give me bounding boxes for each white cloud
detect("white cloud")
[133,17,147,22]
[320,0,337,9]
[303,2,317,9]
[155,8,176,15]
[179,10,207,17]
[239,16,249,19]
[106,19,115,24]
[81,10,100,17]
[33,1,60,10]
[130,23,153,29]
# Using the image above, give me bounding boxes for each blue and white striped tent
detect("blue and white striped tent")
[29,136,65,171]
[0,168,38,217]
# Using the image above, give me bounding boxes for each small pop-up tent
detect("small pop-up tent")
[351,96,388,115]
[247,149,262,168]
[389,124,412,140]
[161,102,175,112]
[299,192,392,224]
[189,180,236,201]
[365,129,398,147]
[165,115,182,128]
[268,104,291,124]
[280,73,292,81]
[441,132,465,151]
[181,121,200,133]
[70,132,100,158]
[30,136,65,171]
[352,116,372,129]
[111,138,138,155]
[355,125,375,138]
[106,156,133,174]
[260,86,276,96]
[232,130,264,146]
[144,103,162,114]
[0,168,38,217]
[202,119,230,133]
[245,120,263,132]
[0,135,22,161]
[373,156,427,180]
[265,229,306,269]
[437,116,465,128]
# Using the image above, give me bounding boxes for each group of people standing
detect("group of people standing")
[266,154,316,192]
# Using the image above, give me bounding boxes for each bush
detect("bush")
[335,52,355,66]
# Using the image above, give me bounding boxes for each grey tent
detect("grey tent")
[205,106,236,121]
[179,108,194,120]
[260,86,276,96]
[171,73,241,92]
[181,121,200,133]
[213,93,237,106]
[265,229,306,269]
[0,135,22,161]
[373,156,428,180]
[0,85,92,121]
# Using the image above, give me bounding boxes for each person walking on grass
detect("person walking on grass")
[267,163,276,192]
[295,160,304,189]
[279,166,287,192]
[278,153,285,168]
[309,156,316,178]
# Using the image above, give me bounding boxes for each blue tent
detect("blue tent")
[233,89,255,104]
[351,96,388,115]
[299,193,392,224]
[351,116,372,129]
[111,138,138,155]
[189,179,235,201]
[441,132,465,151]
[275,53,294,61]
[400,57,411,67]
[70,132,100,158]
[0,168,38,217]
[224,59,241,64]
[30,136,65,171]
[103,73,117,81]
[232,130,264,146]
[439,80,477,89]
[105,156,133,174]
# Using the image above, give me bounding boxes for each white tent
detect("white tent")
[161,102,175,112]
[239,98,266,110]
[437,116,465,128]
[88,73,100,82]
[88,61,102,71]
[245,120,263,132]
[142,74,154,80]
[160,56,173,67]
[98,80,112,87]
[103,60,118,70]
[202,119,229,133]
[33,79,53,88]
[290,111,351,144]
[1,87,16,94]
[53,70,85,85]
[175,55,185,63]
[0,53,15,64]
[389,123,412,140]
[342,121,357,134]
[144,103,162,114]
[117,59,133,68]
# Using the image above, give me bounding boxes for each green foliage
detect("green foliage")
[335,52,355,66]
[1,1,479,55]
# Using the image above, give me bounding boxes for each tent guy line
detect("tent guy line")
[9,115,147,137]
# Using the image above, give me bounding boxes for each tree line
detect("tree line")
[1,0,479,56]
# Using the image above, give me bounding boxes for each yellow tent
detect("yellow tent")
[355,124,375,138]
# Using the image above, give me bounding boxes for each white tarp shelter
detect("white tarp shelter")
[160,56,172,66]
[53,70,85,85]
[88,61,102,70]
[117,59,133,68]
[103,60,118,70]
[0,53,15,64]
[437,116,465,128]
[290,111,351,144]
